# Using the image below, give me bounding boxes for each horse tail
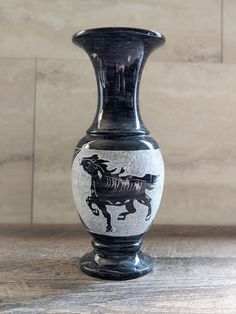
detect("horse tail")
[142,174,158,190]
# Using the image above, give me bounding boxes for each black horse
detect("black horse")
[80,154,158,232]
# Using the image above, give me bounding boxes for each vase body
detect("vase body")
[71,27,165,280]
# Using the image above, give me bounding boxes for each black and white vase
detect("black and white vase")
[71,27,165,280]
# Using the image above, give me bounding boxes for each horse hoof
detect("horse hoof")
[86,197,91,204]
[92,209,99,216]
[106,226,113,232]
[117,216,125,220]
[145,215,151,221]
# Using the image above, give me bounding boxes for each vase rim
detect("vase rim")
[73,27,165,41]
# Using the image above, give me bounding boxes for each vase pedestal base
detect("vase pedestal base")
[80,250,153,280]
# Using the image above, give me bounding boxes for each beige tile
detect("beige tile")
[0,59,34,223]
[151,0,222,62]
[0,0,221,62]
[33,59,97,223]
[141,62,236,224]
[223,0,236,63]
[34,60,236,225]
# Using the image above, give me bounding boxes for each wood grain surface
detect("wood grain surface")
[0,225,235,313]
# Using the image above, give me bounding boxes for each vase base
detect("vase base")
[80,250,153,280]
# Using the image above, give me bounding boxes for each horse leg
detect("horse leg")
[137,194,152,221]
[86,196,99,216]
[118,201,136,220]
[100,205,113,232]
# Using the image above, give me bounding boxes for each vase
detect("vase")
[71,27,165,280]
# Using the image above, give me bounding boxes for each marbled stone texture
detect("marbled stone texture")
[33,59,95,223]
[1,0,236,224]
[0,0,221,62]
[33,60,236,224]
[224,0,236,63]
[0,59,34,223]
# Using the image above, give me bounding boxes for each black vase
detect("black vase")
[71,27,165,280]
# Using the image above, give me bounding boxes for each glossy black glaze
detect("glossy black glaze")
[73,27,165,137]
[80,233,153,280]
[72,27,165,280]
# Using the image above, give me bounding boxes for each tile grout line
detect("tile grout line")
[31,58,37,224]
[0,56,226,65]
[221,0,224,63]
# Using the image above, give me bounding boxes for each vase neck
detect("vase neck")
[73,28,165,135]
[89,43,145,135]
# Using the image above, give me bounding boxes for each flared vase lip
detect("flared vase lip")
[72,27,166,43]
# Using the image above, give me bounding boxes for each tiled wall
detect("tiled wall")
[1,0,235,224]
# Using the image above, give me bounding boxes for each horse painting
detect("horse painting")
[80,154,158,232]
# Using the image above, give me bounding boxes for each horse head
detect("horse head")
[80,154,99,176]
[80,154,110,177]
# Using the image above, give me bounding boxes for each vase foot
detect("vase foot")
[80,250,153,280]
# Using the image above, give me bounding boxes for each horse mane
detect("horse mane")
[85,154,117,175]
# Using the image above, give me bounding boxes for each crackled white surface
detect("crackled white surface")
[72,148,164,236]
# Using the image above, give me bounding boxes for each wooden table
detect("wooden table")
[0,225,235,313]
